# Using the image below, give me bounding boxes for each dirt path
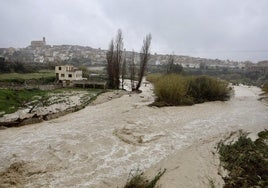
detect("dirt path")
[0,83,267,187]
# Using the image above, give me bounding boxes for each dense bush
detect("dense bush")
[262,83,268,94]
[217,130,268,187]
[187,75,230,103]
[154,74,193,106]
[184,68,268,87]
[152,74,231,106]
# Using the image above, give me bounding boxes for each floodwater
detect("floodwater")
[0,83,267,187]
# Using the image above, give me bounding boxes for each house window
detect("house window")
[68,74,72,78]
[59,67,61,70]
[61,74,65,77]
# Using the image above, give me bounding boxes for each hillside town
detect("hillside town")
[1,37,267,73]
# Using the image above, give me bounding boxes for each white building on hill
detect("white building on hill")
[55,65,86,85]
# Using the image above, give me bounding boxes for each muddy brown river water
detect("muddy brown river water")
[0,83,267,187]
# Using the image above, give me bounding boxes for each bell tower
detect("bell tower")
[43,37,46,45]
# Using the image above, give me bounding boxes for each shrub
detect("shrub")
[217,130,268,187]
[154,74,194,106]
[262,83,268,94]
[124,169,166,188]
[152,74,230,106]
[187,75,230,103]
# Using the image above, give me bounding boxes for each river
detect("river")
[0,83,267,187]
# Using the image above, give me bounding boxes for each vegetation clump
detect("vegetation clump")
[217,130,268,188]
[187,75,231,103]
[175,65,268,87]
[124,169,166,188]
[262,82,268,94]
[153,74,191,106]
[150,74,231,107]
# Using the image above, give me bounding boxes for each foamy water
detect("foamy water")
[0,84,267,187]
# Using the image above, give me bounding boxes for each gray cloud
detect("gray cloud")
[0,0,267,62]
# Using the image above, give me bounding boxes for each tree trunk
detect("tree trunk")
[135,34,152,91]
[130,50,136,90]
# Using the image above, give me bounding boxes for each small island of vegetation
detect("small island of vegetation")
[148,74,231,107]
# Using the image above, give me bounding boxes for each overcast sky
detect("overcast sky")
[0,0,268,62]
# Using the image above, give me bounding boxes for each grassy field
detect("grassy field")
[0,88,103,117]
[0,70,55,83]
[0,89,47,115]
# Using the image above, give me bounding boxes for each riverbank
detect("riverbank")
[0,88,122,128]
[141,85,267,188]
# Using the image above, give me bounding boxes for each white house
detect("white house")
[55,65,86,85]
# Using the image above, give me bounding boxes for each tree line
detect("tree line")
[0,61,53,74]
[106,29,152,91]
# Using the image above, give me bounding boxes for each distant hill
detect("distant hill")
[0,43,261,70]
[257,61,268,67]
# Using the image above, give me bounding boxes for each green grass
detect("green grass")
[217,130,268,187]
[0,88,104,116]
[0,70,54,80]
[0,88,47,115]
[0,70,55,83]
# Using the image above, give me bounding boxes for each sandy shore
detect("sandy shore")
[0,82,267,187]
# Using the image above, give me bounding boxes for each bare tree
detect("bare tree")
[106,29,124,89]
[135,33,152,91]
[166,53,183,74]
[166,54,174,74]
[114,29,123,89]
[130,50,136,90]
[106,39,115,88]
[121,49,127,89]
[78,65,90,79]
